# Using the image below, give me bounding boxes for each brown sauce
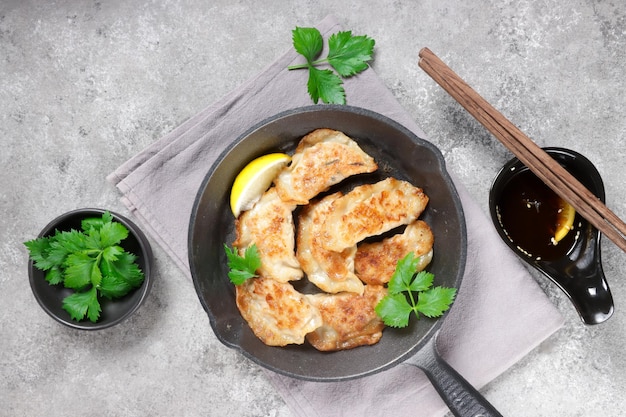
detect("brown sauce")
[496,169,577,261]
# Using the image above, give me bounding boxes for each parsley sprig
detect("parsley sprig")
[375,253,457,328]
[224,244,261,285]
[288,27,375,104]
[24,212,145,323]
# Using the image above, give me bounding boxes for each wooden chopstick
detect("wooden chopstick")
[418,47,626,254]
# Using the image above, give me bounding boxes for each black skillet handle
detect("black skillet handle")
[406,337,504,417]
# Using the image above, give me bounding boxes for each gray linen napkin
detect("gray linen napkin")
[107,15,564,417]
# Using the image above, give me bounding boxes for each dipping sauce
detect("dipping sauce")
[495,169,577,261]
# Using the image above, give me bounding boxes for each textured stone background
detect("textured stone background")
[2,0,625,416]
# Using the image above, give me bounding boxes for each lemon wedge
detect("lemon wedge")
[230,153,291,217]
[553,198,576,243]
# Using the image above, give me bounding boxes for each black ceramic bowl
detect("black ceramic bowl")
[188,105,466,381]
[28,208,154,330]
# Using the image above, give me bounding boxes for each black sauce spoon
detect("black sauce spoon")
[489,147,614,325]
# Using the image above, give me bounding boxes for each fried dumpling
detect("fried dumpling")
[233,187,303,282]
[274,128,378,205]
[355,220,434,285]
[305,285,387,351]
[236,277,322,346]
[297,192,364,295]
[320,177,429,252]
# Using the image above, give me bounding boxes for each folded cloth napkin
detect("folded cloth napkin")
[108,15,564,417]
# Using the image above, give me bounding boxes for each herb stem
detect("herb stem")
[287,58,331,71]
[287,63,311,70]
[406,287,417,311]
[311,58,329,66]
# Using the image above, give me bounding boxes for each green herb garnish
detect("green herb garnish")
[288,26,375,105]
[224,244,261,285]
[375,253,457,328]
[24,212,144,323]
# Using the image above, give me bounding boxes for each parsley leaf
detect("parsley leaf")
[98,221,129,247]
[415,286,458,318]
[288,27,375,104]
[63,252,97,290]
[375,252,457,328]
[99,275,133,299]
[100,251,144,293]
[24,237,52,268]
[224,244,261,285]
[45,267,64,285]
[46,240,72,266]
[291,26,323,61]
[375,293,413,328]
[102,245,124,263]
[55,229,87,253]
[80,210,113,232]
[24,212,145,323]
[307,67,345,105]
[63,286,101,323]
[327,31,376,77]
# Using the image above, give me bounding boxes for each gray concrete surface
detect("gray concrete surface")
[2,0,626,416]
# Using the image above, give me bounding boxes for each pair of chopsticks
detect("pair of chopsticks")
[418,47,626,254]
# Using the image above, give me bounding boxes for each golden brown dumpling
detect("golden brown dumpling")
[274,128,377,205]
[320,178,429,252]
[233,187,302,282]
[297,192,364,294]
[355,220,434,285]
[305,285,387,351]
[236,276,322,346]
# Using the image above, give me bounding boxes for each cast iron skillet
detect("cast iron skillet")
[189,105,502,416]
